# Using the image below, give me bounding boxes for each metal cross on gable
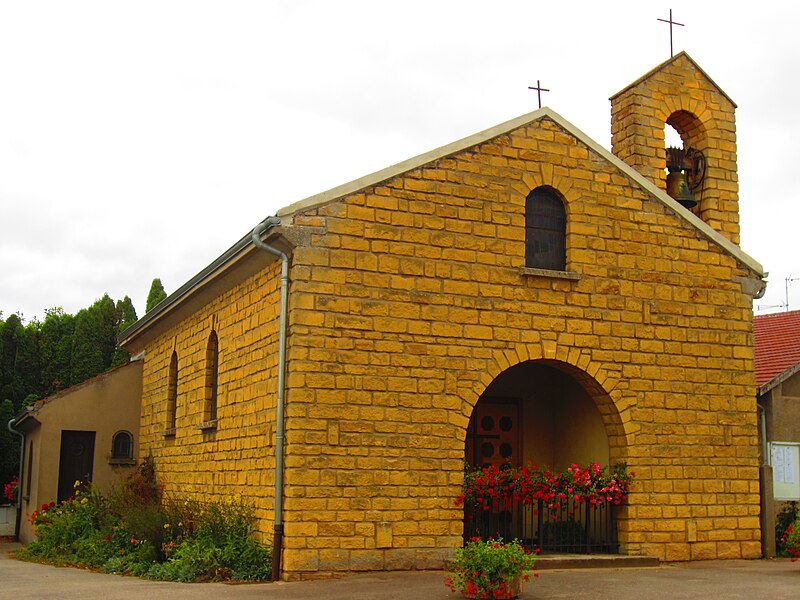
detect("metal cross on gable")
[527,79,550,109]
[658,8,684,58]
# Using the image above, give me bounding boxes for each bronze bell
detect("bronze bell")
[666,169,697,209]
[665,146,698,209]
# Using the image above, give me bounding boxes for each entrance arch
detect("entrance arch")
[463,359,627,553]
[466,360,619,471]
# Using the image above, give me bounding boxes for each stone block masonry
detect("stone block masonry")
[132,53,763,578]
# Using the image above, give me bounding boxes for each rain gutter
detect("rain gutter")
[7,415,25,539]
[251,216,289,581]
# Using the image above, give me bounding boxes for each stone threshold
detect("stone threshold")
[534,554,660,570]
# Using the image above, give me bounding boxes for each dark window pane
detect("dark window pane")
[112,431,132,459]
[526,188,566,270]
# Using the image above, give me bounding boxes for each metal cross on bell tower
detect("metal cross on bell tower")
[658,8,684,57]
[527,80,550,109]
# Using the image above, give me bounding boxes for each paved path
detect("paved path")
[2,542,799,599]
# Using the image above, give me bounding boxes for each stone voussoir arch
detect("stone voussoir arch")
[459,342,633,462]
[515,170,578,210]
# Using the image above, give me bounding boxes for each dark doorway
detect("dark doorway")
[57,430,95,502]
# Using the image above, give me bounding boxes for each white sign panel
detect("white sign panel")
[772,443,800,501]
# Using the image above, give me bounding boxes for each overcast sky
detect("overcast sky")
[1,1,798,323]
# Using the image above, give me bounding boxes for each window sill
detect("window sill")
[164,428,176,438]
[108,458,135,466]
[198,419,218,432]
[519,266,581,281]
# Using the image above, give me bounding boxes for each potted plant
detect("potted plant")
[445,537,536,599]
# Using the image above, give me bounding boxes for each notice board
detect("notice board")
[772,443,800,501]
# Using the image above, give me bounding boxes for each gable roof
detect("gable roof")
[755,310,800,392]
[120,106,764,348]
[609,51,737,108]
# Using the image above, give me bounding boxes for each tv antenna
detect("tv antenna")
[785,275,800,312]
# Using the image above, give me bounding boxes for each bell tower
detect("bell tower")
[610,52,740,245]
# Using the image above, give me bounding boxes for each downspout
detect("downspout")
[7,417,25,539]
[757,402,768,465]
[251,216,289,581]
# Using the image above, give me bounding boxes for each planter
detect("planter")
[0,504,17,537]
[461,574,524,599]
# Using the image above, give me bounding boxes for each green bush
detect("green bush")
[777,502,799,557]
[156,497,271,581]
[18,461,271,582]
[781,518,800,560]
[22,483,114,562]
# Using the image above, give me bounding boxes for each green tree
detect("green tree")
[111,296,138,367]
[0,314,40,410]
[39,308,75,394]
[145,278,167,313]
[0,314,22,403]
[15,319,42,408]
[70,295,118,384]
[0,399,19,486]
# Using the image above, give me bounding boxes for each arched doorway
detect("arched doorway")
[464,359,624,553]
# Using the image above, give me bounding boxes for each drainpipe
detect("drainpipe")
[7,417,25,539]
[251,216,289,581]
[757,402,768,465]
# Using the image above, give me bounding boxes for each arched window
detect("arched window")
[111,431,133,460]
[204,331,219,422]
[525,187,566,271]
[166,351,178,432]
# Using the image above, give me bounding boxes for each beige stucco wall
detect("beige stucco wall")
[18,359,142,543]
[765,373,800,443]
[761,370,800,521]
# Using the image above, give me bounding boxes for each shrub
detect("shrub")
[776,502,799,557]
[23,483,114,562]
[781,519,800,560]
[18,460,271,582]
[158,496,271,581]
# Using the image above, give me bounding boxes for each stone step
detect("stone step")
[534,554,660,570]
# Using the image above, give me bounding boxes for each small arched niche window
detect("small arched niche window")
[525,186,566,271]
[166,351,178,433]
[204,331,219,423]
[111,431,133,460]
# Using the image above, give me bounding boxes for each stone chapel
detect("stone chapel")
[119,52,767,579]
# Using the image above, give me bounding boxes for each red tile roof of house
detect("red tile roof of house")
[754,310,800,387]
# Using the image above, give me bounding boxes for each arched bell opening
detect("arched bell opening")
[463,359,626,554]
[663,110,707,210]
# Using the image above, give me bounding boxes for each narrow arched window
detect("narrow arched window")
[525,187,566,270]
[204,331,219,422]
[166,351,178,432]
[111,431,133,460]
[25,441,33,498]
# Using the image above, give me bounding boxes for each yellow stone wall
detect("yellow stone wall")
[136,58,762,577]
[611,53,741,245]
[273,116,760,573]
[138,260,283,530]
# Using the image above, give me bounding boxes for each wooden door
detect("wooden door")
[57,430,95,502]
[465,398,521,469]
